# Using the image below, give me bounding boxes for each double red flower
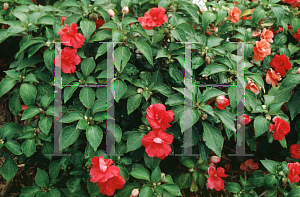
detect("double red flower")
[58,23,85,49]
[269,116,290,141]
[240,159,259,172]
[238,114,251,125]
[216,95,230,110]
[138,7,168,30]
[270,54,292,76]
[90,156,125,196]
[290,143,300,159]
[246,78,261,95]
[54,47,81,74]
[142,103,174,160]
[287,162,300,183]
[207,166,228,191]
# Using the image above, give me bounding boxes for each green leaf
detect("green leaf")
[202,121,224,158]
[115,80,127,102]
[0,154,18,182]
[288,188,300,197]
[274,33,287,45]
[86,125,103,151]
[64,86,78,103]
[127,94,142,115]
[133,41,153,65]
[178,173,192,189]
[144,153,161,170]
[271,5,284,25]
[115,183,140,197]
[49,160,61,179]
[122,17,138,28]
[179,109,199,133]
[130,168,151,182]
[81,57,96,79]
[20,83,37,106]
[225,182,241,193]
[46,188,61,197]
[288,91,300,120]
[165,93,184,106]
[0,78,18,98]
[41,94,54,109]
[60,111,84,123]
[216,10,227,26]
[202,11,216,33]
[161,184,182,196]
[115,47,131,72]
[20,186,41,197]
[79,88,95,109]
[35,168,49,189]
[251,7,265,24]
[207,37,223,48]
[80,18,95,41]
[171,29,186,42]
[200,63,228,76]
[291,18,300,39]
[39,116,52,135]
[87,181,100,196]
[22,138,36,157]
[248,170,266,187]
[126,132,145,152]
[260,159,277,174]
[89,30,111,42]
[280,74,300,90]
[5,140,22,155]
[2,123,22,139]
[200,105,214,117]
[181,159,194,169]
[62,126,81,150]
[254,115,269,138]
[151,84,171,97]
[151,166,161,183]
[264,174,278,189]
[201,88,225,104]
[139,186,153,197]
[67,178,81,193]
[288,43,300,55]
[37,16,60,25]
[213,108,236,132]
[21,107,41,120]
[178,4,199,23]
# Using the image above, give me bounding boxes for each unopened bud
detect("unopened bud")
[108,9,115,17]
[279,171,284,176]
[262,105,267,110]
[122,6,129,14]
[130,189,139,197]
[205,55,211,65]
[266,115,271,121]
[137,88,143,94]
[188,168,195,172]
[297,68,300,74]
[3,3,9,10]
[45,42,51,46]
[237,123,241,130]
[160,173,165,181]
[201,114,208,120]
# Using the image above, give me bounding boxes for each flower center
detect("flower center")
[153,17,157,20]
[99,162,107,172]
[153,137,164,144]
[155,114,159,120]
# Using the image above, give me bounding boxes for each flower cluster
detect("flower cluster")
[89,156,125,196]
[141,103,174,159]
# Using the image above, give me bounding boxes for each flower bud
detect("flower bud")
[160,173,165,181]
[210,156,221,163]
[262,105,267,110]
[137,88,143,94]
[205,55,211,65]
[45,41,51,46]
[201,114,208,120]
[130,189,139,197]
[108,9,115,17]
[3,3,9,10]
[216,95,225,103]
[237,123,241,130]
[279,171,284,176]
[122,6,129,14]
[297,68,300,74]
[199,163,209,171]
[266,115,271,121]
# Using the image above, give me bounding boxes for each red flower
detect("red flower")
[269,116,290,141]
[240,159,259,172]
[243,16,251,21]
[238,114,251,125]
[146,103,174,132]
[246,78,261,95]
[224,163,230,170]
[54,47,81,74]
[282,0,300,7]
[207,166,228,191]
[253,39,271,62]
[297,68,300,74]
[270,54,292,76]
[210,156,221,163]
[252,30,261,37]
[265,68,282,86]
[293,28,300,42]
[97,174,125,196]
[21,105,28,111]
[95,18,105,29]
[290,143,300,159]
[61,16,67,25]
[58,23,85,49]
[216,95,229,110]
[287,162,300,183]
[138,7,168,30]
[90,156,121,183]
[261,28,274,43]
[228,7,241,23]
[141,130,174,160]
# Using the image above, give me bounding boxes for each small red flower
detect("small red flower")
[228,7,241,23]
[58,23,85,49]
[246,78,261,95]
[224,163,230,170]
[293,28,300,42]
[146,103,174,132]
[290,143,300,159]
[95,18,105,29]
[210,156,221,163]
[21,105,28,111]
[54,47,81,74]
[270,54,292,76]
[216,95,229,110]
[238,114,251,125]
[253,39,271,62]
[261,28,274,43]
[61,16,67,25]
[269,116,290,141]
[31,0,37,4]
[207,166,228,191]
[242,16,251,21]
[138,7,168,30]
[265,68,282,86]
[141,130,174,160]
[287,162,300,183]
[97,174,125,196]
[240,159,259,172]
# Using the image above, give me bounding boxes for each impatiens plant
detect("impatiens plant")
[0,0,300,196]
